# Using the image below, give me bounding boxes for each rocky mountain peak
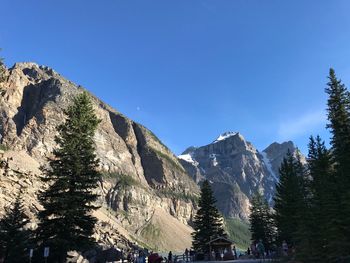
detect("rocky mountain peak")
[213,131,239,143]
[263,141,295,157]
[178,132,304,219]
[11,62,60,82]
[262,141,306,177]
[181,146,197,155]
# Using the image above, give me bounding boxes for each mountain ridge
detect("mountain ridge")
[178,131,303,219]
[0,61,305,251]
[0,62,199,251]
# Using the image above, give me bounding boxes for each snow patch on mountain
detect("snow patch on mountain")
[209,154,219,166]
[214,132,238,143]
[261,151,279,182]
[178,153,195,164]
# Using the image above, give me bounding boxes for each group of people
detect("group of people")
[210,246,238,261]
[147,249,193,263]
[247,240,266,259]
[245,239,290,259]
[125,250,147,263]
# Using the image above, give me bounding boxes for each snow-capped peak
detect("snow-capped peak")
[214,132,238,143]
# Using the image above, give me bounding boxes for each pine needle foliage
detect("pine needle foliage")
[0,193,31,263]
[324,68,350,261]
[36,92,101,262]
[273,69,350,262]
[273,150,305,246]
[192,180,226,253]
[249,192,275,251]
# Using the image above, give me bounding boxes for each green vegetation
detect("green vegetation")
[140,223,161,241]
[192,180,226,253]
[0,193,32,262]
[103,172,140,188]
[249,192,274,251]
[271,69,350,262]
[129,235,155,251]
[323,68,350,260]
[36,92,101,262]
[274,151,306,246]
[0,144,9,151]
[224,218,251,250]
[158,189,199,203]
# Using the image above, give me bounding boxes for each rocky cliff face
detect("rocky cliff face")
[0,62,199,251]
[178,132,303,220]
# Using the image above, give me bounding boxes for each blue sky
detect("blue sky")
[2,0,350,155]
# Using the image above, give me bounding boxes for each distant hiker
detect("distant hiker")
[247,247,251,255]
[250,242,257,257]
[168,251,173,263]
[257,239,265,259]
[127,252,133,263]
[189,249,194,262]
[185,248,189,262]
[282,240,288,256]
[137,251,146,263]
[233,245,237,259]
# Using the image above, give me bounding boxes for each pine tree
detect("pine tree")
[249,192,274,251]
[305,135,337,262]
[0,193,31,263]
[192,180,226,253]
[289,151,322,262]
[273,151,305,246]
[324,68,350,261]
[36,92,101,262]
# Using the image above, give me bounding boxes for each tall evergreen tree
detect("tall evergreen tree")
[325,68,350,261]
[192,180,226,253]
[289,146,324,262]
[249,192,274,251]
[36,92,101,262]
[305,135,337,262]
[0,193,31,263]
[273,150,305,246]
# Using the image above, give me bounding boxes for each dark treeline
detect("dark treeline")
[250,68,350,262]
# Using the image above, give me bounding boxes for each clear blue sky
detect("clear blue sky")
[2,0,350,155]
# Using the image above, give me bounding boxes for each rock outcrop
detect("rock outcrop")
[0,62,199,251]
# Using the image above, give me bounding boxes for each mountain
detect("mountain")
[0,62,306,252]
[178,132,304,220]
[0,62,199,251]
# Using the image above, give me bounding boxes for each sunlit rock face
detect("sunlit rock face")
[179,132,303,220]
[0,62,199,251]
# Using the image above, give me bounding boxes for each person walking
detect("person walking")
[282,240,288,256]
[185,248,189,262]
[257,239,265,260]
[233,245,237,259]
[168,251,173,263]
